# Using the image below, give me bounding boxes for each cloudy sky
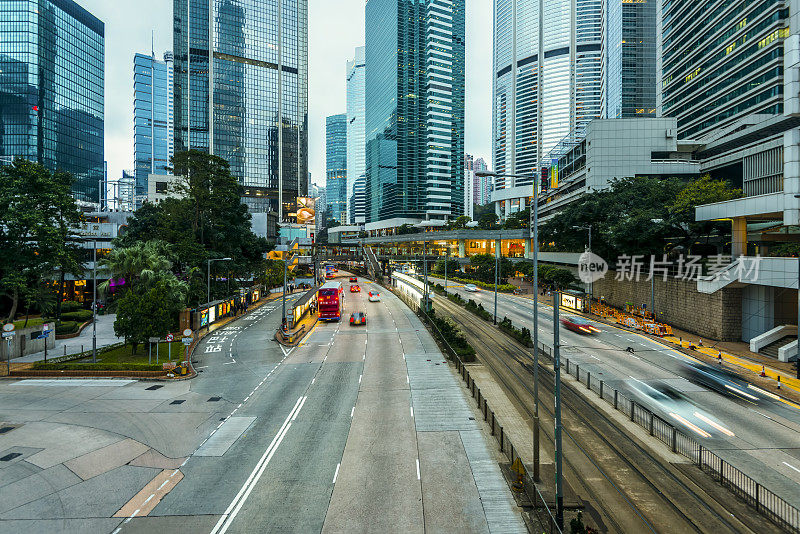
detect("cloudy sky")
[75,0,492,187]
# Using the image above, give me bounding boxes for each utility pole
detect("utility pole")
[444,246,449,295]
[532,173,541,481]
[282,256,288,331]
[494,236,500,324]
[92,237,97,363]
[553,290,564,530]
[423,239,429,312]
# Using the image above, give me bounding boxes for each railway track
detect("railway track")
[433,295,773,534]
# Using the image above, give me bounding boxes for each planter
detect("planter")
[11,369,168,378]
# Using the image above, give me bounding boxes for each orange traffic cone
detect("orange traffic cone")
[760,365,767,377]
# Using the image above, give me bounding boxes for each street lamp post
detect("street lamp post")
[478,170,542,480]
[553,289,564,530]
[92,237,97,363]
[493,234,500,325]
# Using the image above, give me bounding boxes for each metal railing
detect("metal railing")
[552,342,800,533]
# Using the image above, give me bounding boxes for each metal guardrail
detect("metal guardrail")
[412,300,563,534]
[554,344,800,533]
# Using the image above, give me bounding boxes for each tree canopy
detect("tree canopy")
[539,175,741,260]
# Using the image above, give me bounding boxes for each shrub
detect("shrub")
[61,310,93,323]
[60,301,84,313]
[497,316,533,347]
[55,321,78,335]
[465,299,493,322]
[447,292,465,305]
[426,307,476,360]
[32,362,163,371]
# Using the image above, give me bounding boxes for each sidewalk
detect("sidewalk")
[13,313,124,364]
[276,309,319,346]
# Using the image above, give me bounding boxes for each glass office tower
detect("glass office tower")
[173,0,308,217]
[0,0,104,204]
[133,51,174,207]
[364,0,466,225]
[346,46,365,224]
[604,0,656,118]
[325,113,347,226]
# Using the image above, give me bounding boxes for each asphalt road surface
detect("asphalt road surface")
[430,275,800,509]
[0,277,526,534]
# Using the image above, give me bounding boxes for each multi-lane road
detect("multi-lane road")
[0,275,526,534]
[430,276,800,509]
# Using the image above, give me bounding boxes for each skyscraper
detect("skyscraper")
[346,46,366,224]
[349,176,366,225]
[364,0,465,227]
[492,0,602,219]
[173,0,308,217]
[133,51,174,207]
[326,114,347,226]
[473,157,491,205]
[604,0,656,118]
[0,0,104,204]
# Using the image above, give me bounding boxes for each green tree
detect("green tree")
[503,207,530,230]
[0,159,82,322]
[432,258,461,276]
[468,253,515,283]
[114,278,187,353]
[477,212,499,230]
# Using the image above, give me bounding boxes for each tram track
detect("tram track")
[433,295,770,534]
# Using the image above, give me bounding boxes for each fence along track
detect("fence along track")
[433,295,767,534]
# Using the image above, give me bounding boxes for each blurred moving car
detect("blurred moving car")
[350,284,361,293]
[368,291,381,302]
[679,361,759,401]
[464,284,479,292]
[349,277,358,283]
[350,311,366,326]
[560,315,600,334]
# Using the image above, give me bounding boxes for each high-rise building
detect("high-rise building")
[364,0,465,228]
[492,0,602,219]
[0,0,104,205]
[134,51,174,208]
[326,114,347,225]
[660,1,800,344]
[349,176,366,224]
[464,155,492,219]
[173,0,308,217]
[346,46,366,224]
[604,0,656,118]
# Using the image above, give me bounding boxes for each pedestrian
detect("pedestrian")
[698,339,703,347]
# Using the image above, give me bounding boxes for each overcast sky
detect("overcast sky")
[75,0,492,187]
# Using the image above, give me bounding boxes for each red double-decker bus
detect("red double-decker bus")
[318,281,344,321]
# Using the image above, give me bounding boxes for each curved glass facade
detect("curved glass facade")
[173,0,308,216]
[0,0,104,204]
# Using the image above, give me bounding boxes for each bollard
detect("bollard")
[778,375,781,389]
[566,359,570,375]
[64,346,67,357]
[614,389,618,409]
[587,372,591,390]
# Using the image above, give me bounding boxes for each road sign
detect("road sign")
[148,337,160,343]
[2,323,14,332]
[183,328,193,337]
[42,329,53,334]
[166,334,174,342]
[1,331,15,338]
[182,337,193,345]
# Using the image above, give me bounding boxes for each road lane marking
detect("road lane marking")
[416,459,420,480]
[410,406,414,418]
[210,397,305,534]
[359,374,362,384]
[783,462,800,474]
[350,406,355,418]
[333,463,341,484]
[143,494,155,505]
[292,397,308,420]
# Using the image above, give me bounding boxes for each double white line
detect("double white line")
[210,396,307,534]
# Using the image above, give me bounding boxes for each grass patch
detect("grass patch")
[32,342,186,371]
[33,362,164,371]
[10,318,48,329]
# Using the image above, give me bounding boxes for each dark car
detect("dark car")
[350,312,367,326]
[349,276,358,283]
[560,316,600,335]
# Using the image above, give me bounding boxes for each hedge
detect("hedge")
[451,277,516,292]
[61,310,93,322]
[465,299,493,322]
[498,316,533,347]
[32,362,164,371]
[60,301,84,313]
[55,321,78,335]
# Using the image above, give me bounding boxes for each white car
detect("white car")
[464,284,479,292]
[368,291,381,302]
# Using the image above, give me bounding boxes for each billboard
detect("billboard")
[296,197,316,225]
